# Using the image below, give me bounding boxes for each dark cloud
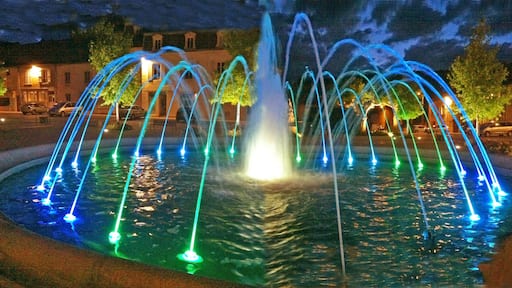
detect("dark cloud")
[404,39,464,71]
[387,3,445,42]
[0,0,510,71]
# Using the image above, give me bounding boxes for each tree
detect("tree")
[0,63,6,96]
[0,75,6,97]
[76,17,138,121]
[448,18,510,132]
[215,29,260,106]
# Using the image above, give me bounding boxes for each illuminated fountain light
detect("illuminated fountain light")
[71,161,78,168]
[177,250,204,264]
[55,167,63,173]
[63,213,77,223]
[108,231,121,244]
[41,198,51,206]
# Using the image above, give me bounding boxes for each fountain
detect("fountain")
[0,12,511,287]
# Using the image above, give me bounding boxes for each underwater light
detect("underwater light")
[469,214,480,221]
[296,155,302,163]
[91,157,97,163]
[36,184,45,191]
[71,161,78,168]
[418,162,424,170]
[323,155,328,164]
[112,153,117,159]
[108,231,121,244]
[180,147,186,157]
[55,167,63,173]
[492,201,502,208]
[229,147,235,155]
[372,158,378,165]
[157,149,162,156]
[177,250,204,264]
[63,213,77,223]
[348,156,353,165]
[43,175,51,181]
[41,198,51,206]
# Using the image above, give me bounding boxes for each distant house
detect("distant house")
[0,24,250,123]
[0,39,91,111]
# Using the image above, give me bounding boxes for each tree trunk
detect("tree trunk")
[475,116,479,136]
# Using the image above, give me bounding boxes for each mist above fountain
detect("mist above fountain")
[7,11,509,287]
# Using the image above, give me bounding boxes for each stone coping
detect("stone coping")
[0,139,511,287]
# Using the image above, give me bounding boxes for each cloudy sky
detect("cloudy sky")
[0,0,511,71]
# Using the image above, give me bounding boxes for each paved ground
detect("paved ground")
[0,112,188,152]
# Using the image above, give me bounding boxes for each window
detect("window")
[216,62,225,74]
[183,71,193,79]
[24,71,31,86]
[152,34,163,51]
[65,93,71,101]
[64,72,71,84]
[184,32,196,49]
[0,97,10,106]
[152,63,161,80]
[40,69,50,84]
[84,71,91,83]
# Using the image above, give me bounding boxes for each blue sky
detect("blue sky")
[0,0,510,71]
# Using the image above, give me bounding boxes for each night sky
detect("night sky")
[0,0,511,71]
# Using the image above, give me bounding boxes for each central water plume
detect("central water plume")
[244,13,292,180]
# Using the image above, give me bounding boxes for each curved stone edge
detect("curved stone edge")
[479,234,512,287]
[0,140,247,288]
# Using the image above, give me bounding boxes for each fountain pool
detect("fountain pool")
[0,148,511,287]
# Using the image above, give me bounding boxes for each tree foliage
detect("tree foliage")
[448,19,510,125]
[214,29,260,106]
[0,76,6,97]
[77,17,138,106]
[391,83,423,121]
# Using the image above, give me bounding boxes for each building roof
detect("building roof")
[0,39,89,66]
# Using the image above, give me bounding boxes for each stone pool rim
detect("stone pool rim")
[0,138,511,287]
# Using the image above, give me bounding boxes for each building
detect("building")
[0,25,249,122]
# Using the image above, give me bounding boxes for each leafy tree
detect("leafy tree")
[448,18,510,132]
[391,82,423,122]
[215,29,259,106]
[0,75,6,97]
[77,17,138,121]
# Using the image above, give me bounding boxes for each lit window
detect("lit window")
[41,69,50,83]
[152,63,161,80]
[152,34,163,51]
[184,32,196,49]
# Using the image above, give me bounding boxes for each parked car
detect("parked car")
[119,105,146,119]
[412,124,427,133]
[20,102,48,115]
[482,121,512,137]
[49,102,80,117]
